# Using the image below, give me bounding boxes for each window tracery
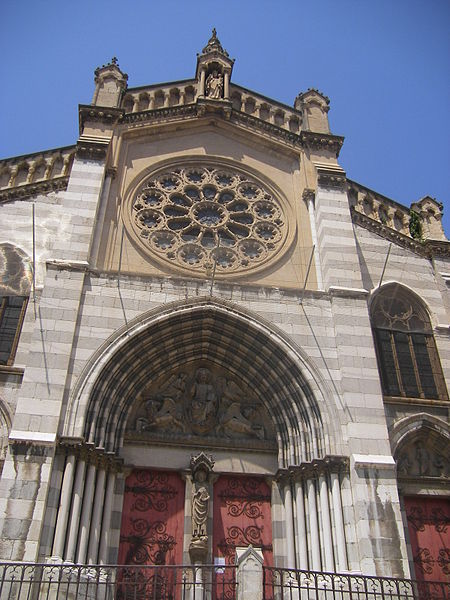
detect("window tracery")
[129,164,288,275]
[370,286,448,401]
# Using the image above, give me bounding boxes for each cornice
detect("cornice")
[0,176,69,204]
[300,130,344,157]
[120,102,344,156]
[0,145,76,166]
[78,104,124,132]
[76,139,109,160]
[122,104,198,125]
[316,166,347,190]
[231,110,301,147]
[352,208,450,259]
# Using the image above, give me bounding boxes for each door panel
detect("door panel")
[213,475,272,599]
[404,495,450,583]
[117,469,185,599]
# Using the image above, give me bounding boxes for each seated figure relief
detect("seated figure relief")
[129,366,274,446]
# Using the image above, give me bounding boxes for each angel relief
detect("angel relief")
[129,367,275,446]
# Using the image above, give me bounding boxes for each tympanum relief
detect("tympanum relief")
[396,439,449,480]
[127,366,275,449]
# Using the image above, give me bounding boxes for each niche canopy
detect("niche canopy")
[128,163,291,276]
[196,28,235,101]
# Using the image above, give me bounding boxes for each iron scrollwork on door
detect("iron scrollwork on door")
[125,470,178,513]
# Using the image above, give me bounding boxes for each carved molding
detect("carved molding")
[78,104,124,131]
[352,208,450,258]
[231,110,301,146]
[122,104,198,125]
[76,140,109,160]
[278,455,349,481]
[302,188,315,203]
[58,437,123,471]
[0,176,69,204]
[300,131,344,157]
[9,440,53,458]
[317,167,347,190]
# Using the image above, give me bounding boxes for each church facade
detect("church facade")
[0,31,448,595]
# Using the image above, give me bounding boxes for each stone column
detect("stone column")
[283,478,296,569]
[98,470,116,565]
[306,476,321,571]
[65,456,87,562]
[318,473,334,572]
[76,460,97,563]
[87,465,106,564]
[52,453,76,559]
[293,477,308,570]
[199,69,206,97]
[330,471,347,572]
[224,71,230,100]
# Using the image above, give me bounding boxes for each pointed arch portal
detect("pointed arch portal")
[67,297,339,468]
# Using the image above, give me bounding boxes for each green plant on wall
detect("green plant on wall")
[409,210,422,240]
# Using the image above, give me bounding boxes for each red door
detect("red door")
[118,469,185,599]
[404,496,449,584]
[213,475,272,599]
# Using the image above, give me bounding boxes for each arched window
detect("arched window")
[0,243,31,366]
[370,285,448,401]
[0,295,28,365]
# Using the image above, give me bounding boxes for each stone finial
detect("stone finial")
[201,28,229,57]
[410,196,447,241]
[92,57,128,108]
[295,88,330,133]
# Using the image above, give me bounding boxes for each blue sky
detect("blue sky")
[1,0,449,235]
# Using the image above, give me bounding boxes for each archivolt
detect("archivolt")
[389,413,450,457]
[65,297,341,468]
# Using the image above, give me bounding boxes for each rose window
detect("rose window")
[130,164,288,274]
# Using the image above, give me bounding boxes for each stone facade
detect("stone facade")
[0,31,448,586]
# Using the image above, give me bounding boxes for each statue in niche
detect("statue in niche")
[189,453,214,563]
[192,469,210,538]
[205,70,223,99]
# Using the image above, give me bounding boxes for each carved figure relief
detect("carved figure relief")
[396,439,449,480]
[205,70,223,99]
[127,365,275,448]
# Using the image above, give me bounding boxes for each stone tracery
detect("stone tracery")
[130,164,287,274]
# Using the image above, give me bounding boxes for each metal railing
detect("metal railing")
[0,563,236,600]
[0,562,448,600]
[263,566,450,600]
